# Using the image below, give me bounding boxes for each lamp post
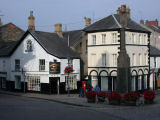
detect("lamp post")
[22,68,26,93]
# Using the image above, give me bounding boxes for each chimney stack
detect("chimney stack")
[118,5,130,27]
[28,11,35,31]
[145,19,159,27]
[140,20,144,24]
[0,17,2,26]
[84,17,91,27]
[55,24,62,36]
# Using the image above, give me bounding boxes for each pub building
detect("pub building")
[0,29,80,93]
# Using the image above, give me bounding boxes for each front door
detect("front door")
[49,77,59,94]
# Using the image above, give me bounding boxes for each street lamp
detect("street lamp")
[22,68,26,93]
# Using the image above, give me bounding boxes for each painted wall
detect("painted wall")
[0,33,80,84]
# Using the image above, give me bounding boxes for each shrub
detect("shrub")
[143,90,155,100]
[85,91,97,99]
[108,91,121,101]
[123,91,140,101]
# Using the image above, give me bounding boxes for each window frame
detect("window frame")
[39,59,45,71]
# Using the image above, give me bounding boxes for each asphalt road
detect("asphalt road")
[0,94,124,120]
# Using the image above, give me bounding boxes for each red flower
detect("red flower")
[108,91,121,101]
[85,91,97,99]
[123,91,140,101]
[64,66,74,74]
[143,90,155,100]
[97,92,107,97]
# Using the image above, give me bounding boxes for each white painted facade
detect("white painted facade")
[0,33,80,92]
[88,31,149,90]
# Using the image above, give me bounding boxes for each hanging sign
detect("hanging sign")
[49,62,60,74]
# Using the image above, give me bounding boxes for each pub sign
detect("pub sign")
[49,62,60,74]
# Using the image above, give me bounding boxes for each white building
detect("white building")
[84,5,150,92]
[0,30,80,94]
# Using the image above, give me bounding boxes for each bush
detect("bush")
[85,91,97,99]
[108,91,121,101]
[123,91,140,101]
[143,90,155,101]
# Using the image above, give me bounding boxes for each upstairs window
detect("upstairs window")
[15,59,20,71]
[132,33,136,44]
[26,40,32,52]
[112,54,117,67]
[39,59,45,71]
[112,33,117,43]
[102,34,106,44]
[102,53,106,66]
[132,53,136,66]
[92,35,96,45]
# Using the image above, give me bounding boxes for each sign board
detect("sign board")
[49,62,60,74]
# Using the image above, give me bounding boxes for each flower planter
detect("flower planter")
[87,98,96,103]
[109,100,120,105]
[125,100,137,106]
[98,96,105,102]
[144,99,153,104]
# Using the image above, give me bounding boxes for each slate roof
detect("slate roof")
[146,25,160,33]
[63,30,83,47]
[30,31,79,58]
[150,46,160,57]
[0,30,79,58]
[84,14,150,33]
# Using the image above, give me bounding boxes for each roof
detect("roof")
[150,46,160,57]
[146,25,160,33]
[0,30,79,58]
[62,30,83,47]
[84,14,150,33]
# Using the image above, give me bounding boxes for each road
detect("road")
[0,94,124,120]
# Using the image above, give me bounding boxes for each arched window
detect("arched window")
[26,40,32,52]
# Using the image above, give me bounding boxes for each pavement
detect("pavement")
[0,89,160,109]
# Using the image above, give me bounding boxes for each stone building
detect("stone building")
[84,5,150,93]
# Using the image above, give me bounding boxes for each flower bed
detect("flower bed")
[97,92,107,102]
[108,91,121,105]
[85,91,97,103]
[143,90,155,104]
[123,91,140,106]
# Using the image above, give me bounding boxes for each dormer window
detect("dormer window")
[26,40,32,52]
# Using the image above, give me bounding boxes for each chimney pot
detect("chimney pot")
[28,11,35,31]
[55,24,62,36]
[85,17,91,27]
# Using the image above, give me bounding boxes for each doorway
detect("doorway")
[49,77,60,94]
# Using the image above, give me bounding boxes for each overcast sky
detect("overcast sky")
[0,0,160,32]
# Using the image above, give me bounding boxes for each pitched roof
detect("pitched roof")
[62,30,83,47]
[146,25,160,33]
[0,30,79,58]
[84,14,150,33]
[150,46,160,57]
[30,31,79,58]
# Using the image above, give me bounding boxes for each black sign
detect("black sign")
[49,62,60,74]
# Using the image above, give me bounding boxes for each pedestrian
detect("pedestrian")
[94,84,100,93]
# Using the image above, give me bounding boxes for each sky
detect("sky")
[0,0,160,32]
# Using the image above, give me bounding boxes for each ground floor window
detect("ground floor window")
[65,75,77,91]
[131,76,136,91]
[112,77,116,91]
[91,76,98,88]
[138,76,142,90]
[15,76,21,89]
[27,76,40,91]
[101,76,108,91]
[144,75,147,89]
[0,77,6,89]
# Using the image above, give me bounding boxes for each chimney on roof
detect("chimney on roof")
[55,24,62,36]
[145,19,159,27]
[118,5,130,27]
[84,17,91,27]
[0,17,2,26]
[28,11,35,31]
[140,20,144,24]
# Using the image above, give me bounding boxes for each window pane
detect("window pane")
[101,76,108,91]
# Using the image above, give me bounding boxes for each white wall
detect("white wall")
[0,33,80,83]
